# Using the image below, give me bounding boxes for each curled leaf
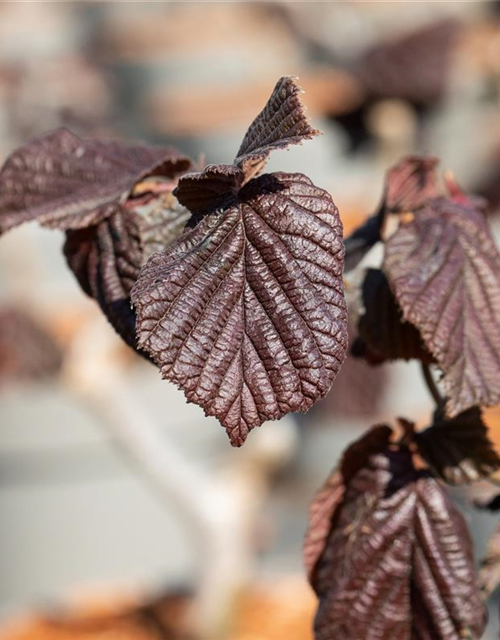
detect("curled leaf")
[64,194,192,349]
[0,128,191,232]
[132,173,347,446]
[415,406,500,485]
[344,156,438,272]
[174,76,321,218]
[384,197,500,416]
[306,428,486,640]
[351,268,432,365]
[64,207,143,348]
[383,156,439,214]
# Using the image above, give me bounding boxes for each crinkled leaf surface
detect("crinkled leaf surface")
[132,173,347,446]
[174,76,320,218]
[415,406,500,485]
[0,128,191,232]
[133,77,347,445]
[304,425,393,581]
[64,206,143,348]
[351,268,432,365]
[384,198,500,416]
[306,431,486,640]
[64,194,191,349]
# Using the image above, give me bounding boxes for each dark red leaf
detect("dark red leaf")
[351,268,432,365]
[344,156,438,272]
[306,429,486,640]
[64,193,191,349]
[304,425,393,582]
[0,128,191,233]
[383,156,439,214]
[132,172,347,446]
[174,76,321,218]
[415,406,500,485]
[64,206,143,348]
[133,77,347,446]
[384,197,500,416]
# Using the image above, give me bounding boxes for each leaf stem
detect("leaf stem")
[421,362,443,407]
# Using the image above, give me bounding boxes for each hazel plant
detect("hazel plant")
[1,77,500,639]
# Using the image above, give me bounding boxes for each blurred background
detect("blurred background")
[1,2,500,639]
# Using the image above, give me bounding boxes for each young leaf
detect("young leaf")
[351,268,432,365]
[132,173,347,446]
[415,406,500,485]
[0,128,191,232]
[384,197,500,416]
[306,429,486,640]
[344,156,438,272]
[174,76,321,218]
[383,156,439,214]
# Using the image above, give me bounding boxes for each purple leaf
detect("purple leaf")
[0,128,191,233]
[344,156,438,272]
[384,197,500,416]
[132,172,347,446]
[64,194,191,350]
[64,206,143,349]
[174,76,321,218]
[306,428,487,640]
[383,156,439,214]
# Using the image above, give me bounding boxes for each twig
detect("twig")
[420,362,443,407]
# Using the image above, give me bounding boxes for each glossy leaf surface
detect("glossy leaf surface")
[132,173,347,446]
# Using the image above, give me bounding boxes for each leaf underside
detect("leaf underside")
[132,173,347,445]
[384,199,500,417]
[415,406,500,485]
[64,197,192,349]
[306,430,486,640]
[0,128,191,233]
[351,268,432,365]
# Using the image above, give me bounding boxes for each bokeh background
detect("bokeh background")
[1,2,500,639]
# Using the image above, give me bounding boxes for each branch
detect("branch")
[420,362,443,407]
